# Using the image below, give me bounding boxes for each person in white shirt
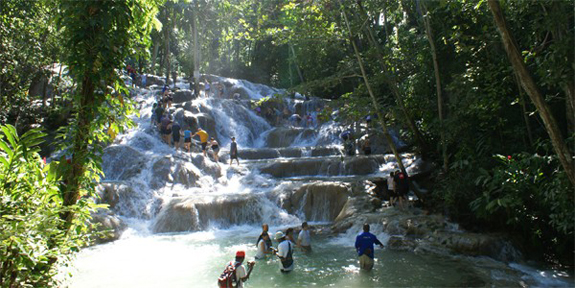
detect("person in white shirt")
[255,232,273,260]
[297,222,312,252]
[274,229,294,272]
[218,250,254,288]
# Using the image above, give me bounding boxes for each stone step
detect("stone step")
[221,146,343,161]
[251,153,426,178]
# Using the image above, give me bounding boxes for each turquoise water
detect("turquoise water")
[66,225,572,287]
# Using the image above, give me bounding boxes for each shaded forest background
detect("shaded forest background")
[0,0,573,286]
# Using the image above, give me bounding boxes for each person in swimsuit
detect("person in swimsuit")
[209,137,220,163]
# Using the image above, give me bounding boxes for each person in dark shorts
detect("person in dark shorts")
[229,136,239,165]
[362,138,372,155]
[155,103,164,127]
[209,137,220,163]
[171,121,181,150]
[160,114,172,144]
[183,129,192,153]
[393,170,410,209]
[192,128,209,157]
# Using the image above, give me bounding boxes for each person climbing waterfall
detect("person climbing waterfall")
[140,73,147,88]
[151,102,157,125]
[229,136,240,165]
[274,230,295,273]
[183,129,192,153]
[171,121,181,150]
[205,80,211,97]
[255,232,273,260]
[362,137,372,155]
[160,114,172,144]
[297,222,312,252]
[154,104,164,128]
[394,170,410,209]
[355,224,384,271]
[209,137,220,163]
[340,130,355,156]
[192,128,209,157]
[218,250,255,288]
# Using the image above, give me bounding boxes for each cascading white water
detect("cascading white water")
[65,76,574,288]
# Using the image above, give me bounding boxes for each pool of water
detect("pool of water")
[65,225,573,288]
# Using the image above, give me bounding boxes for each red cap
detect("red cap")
[236,250,245,257]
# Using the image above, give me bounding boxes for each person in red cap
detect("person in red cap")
[218,250,255,288]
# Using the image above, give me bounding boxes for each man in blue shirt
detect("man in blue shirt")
[355,224,384,271]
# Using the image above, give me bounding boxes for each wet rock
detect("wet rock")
[173,109,198,131]
[239,148,281,159]
[191,154,223,178]
[173,89,195,103]
[96,182,134,209]
[102,145,147,180]
[152,195,263,233]
[195,113,217,140]
[265,127,316,148]
[146,75,165,87]
[152,198,199,233]
[228,86,250,99]
[284,182,350,222]
[387,236,417,251]
[150,156,202,189]
[258,155,387,178]
[333,203,522,262]
[90,209,126,244]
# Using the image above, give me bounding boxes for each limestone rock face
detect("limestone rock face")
[152,195,263,233]
[191,154,223,178]
[265,127,316,148]
[258,155,386,178]
[102,145,147,181]
[173,89,195,103]
[90,210,126,244]
[173,109,198,131]
[146,75,165,87]
[194,113,217,140]
[333,203,522,262]
[152,198,199,233]
[283,182,350,222]
[150,156,201,189]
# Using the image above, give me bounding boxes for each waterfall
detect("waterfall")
[100,75,429,232]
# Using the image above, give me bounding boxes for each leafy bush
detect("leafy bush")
[0,125,97,287]
[470,146,573,257]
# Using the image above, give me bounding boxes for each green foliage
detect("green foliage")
[0,125,99,287]
[469,145,573,257]
[0,0,62,124]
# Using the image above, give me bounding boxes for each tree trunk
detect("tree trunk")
[52,63,63,109]
[341,2,424,202]
[514,72,534,146]
[488,0,575,187]
[60,73,95,226]
[420,2,447,171]
[192,0,200,96]
[151,41,159,75]
[289,44,305,83]
[356,2,429,157]
[164,8,171,86]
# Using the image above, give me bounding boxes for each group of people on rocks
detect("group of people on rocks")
[219,222,384,287]
[340,129,372,157]
[387,170,410,209]
[150,86,240,165]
